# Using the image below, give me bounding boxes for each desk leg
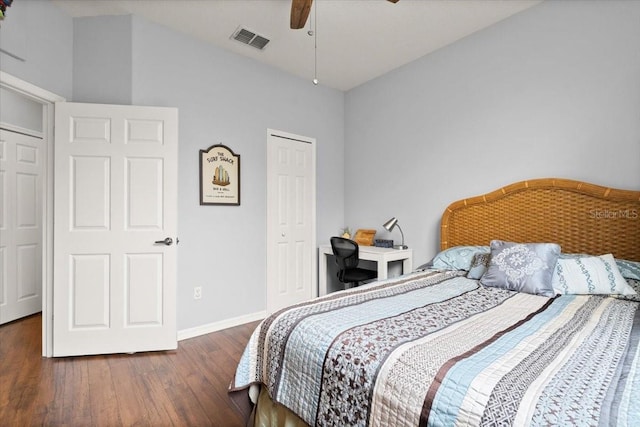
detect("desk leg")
[402,257,413,275]
[319,251,328,296]
[377,261,389,281]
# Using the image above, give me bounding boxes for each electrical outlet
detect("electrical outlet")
[193,286,202,300]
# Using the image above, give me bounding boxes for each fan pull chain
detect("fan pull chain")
[312,0,318,85]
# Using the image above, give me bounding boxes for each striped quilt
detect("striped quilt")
[230,270,640,426]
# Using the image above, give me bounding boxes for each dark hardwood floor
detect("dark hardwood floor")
[0,313,260,426]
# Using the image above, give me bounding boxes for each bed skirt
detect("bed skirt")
[253,386,308,427]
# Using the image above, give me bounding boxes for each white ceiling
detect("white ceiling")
[52,0,542,91]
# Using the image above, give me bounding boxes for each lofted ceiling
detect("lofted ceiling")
[52,0,542,91]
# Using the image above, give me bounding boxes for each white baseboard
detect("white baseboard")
[177,310,267,341]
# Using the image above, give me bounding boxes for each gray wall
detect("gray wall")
[73,15,132,105]
[344,0,640,268]
[73,15,345,330]
[0,0,72,100]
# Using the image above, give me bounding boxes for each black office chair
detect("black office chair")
[330,237,378,288]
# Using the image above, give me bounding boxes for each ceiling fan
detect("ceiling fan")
[290,0,399,29]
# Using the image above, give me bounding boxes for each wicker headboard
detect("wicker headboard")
[441,178,640,261]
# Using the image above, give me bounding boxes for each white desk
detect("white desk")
[318,245,413,296]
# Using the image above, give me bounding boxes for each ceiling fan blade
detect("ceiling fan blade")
[290,0,312,30]
[388,0,399,3]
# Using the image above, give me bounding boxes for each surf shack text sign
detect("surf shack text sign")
[199,144,240,206]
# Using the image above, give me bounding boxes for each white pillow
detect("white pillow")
[552,253,636,295]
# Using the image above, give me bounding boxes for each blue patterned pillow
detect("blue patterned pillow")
[431,245,490,271]
[466,252,491,280]
[480,240,560,297]
[616,259,640,280]
[552,254,636,295]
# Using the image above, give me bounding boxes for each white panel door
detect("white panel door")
[53,102,178,357]
[266,130,316,313]
[0,129,43,324]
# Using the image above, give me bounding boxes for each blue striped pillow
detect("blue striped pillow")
[552,254,636,295]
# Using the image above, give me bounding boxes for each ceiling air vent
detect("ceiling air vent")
[231,26,270,51]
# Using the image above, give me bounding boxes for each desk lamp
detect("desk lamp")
[382,217,408,249]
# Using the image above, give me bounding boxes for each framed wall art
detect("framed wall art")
[199,143,240,206]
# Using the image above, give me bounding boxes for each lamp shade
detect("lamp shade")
[382,217,407,249]
[383,217,398,231]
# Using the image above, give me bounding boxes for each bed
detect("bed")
[230,178,640,426]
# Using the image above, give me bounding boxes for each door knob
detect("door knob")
[154,237,173,246]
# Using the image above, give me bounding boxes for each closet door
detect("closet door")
[266,129,316,313]
[0,129,43,325]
